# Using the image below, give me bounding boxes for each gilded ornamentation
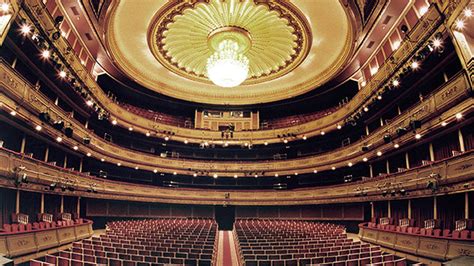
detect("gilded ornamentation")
[148,0,312,85]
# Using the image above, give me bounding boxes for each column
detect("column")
[386,160,390,174]
[79,158,83,172]
[405,152,410,169]
[60,195,64,213]
[380,117,384,127]
[388,201,391,218]
[371,202,375,219]
[397,106,402,115]
[458,129,465,152]
[433,196,438,220]
[465,192,469,219]
[77,197,81,215]
[408,199,412,219]
[365,126,370,136]
[15,189,20,213]
[369,164,374,178]
[44,146,49,162]
[63,154,68,168]
[429,143,435,161]
[20,135,26,153]
[40,193,44,213]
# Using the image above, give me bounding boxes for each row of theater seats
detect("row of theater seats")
[263,106,339,129]
[30,218,217,266]
[1,219,84,234]
[367,222,474,240]
[121,103,193,128]
[235,219,408,266]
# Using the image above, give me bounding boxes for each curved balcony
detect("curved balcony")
[19,0,446,145]
[1,58,472,176]
[0,146,472,206]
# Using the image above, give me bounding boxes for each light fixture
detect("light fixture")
[348,162,353,167]
[283,139,288,144]
[419,6,428,16]
[20,24,31,35]
[377,95,383,100]
[101,158,105,162]
[233,174,238,178]
[184,139,189,144]
[145,132,151,137]
[415,133,422,140]
[173,172,177,175]
[56,136,62,142]
[59,70,67,78]
[377,151,382,156]
[337,124,342,130]
[1,2,10,12]
[264,142,268,146]
[213,174,218,178]
[455,113,463,119]
[302,135,307,140]
[464,8,472,18]
[456,19,465,30]
[35,125,42,131]
[207,33,249,88]
[41,49,50,59]
[392,79,400,87]
[433,38,442,48]
[294,172,298,176]
[111,119,117,125]
[313,170,318,173]
[411,61,419,69]
[164,136,170,141]
[274,173,279,177]
[153,169,158,173]
[363,107,369,112]
[9,110,16,116]
[392,40,401,50]
[193,173,197,177]
[370,67,378,76]
[394,143,400,148]
[73,145,78,150]
[117,162,121,166]
[331,167,336,170]
[320,131,325,136]
[254,174,258,178]
[135,166,139,170]
[128,127,133,131]
[86,100,93,106]
[363,157,368,162]
[441,121,447,127]
[361,81,367,87]
[86,152,91,157]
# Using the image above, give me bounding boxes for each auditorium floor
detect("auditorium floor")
[217,230,239,266]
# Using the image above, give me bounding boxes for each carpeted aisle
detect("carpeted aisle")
[217,231,240,266]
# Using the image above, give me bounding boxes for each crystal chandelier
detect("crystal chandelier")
[206,39,249,88]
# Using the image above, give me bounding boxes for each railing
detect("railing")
[0,146,472,206]
[1,58,472,175]
[17,0,447,145]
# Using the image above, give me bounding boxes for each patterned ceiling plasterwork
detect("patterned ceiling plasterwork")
[104,0,354,105]
[148,0,312,85]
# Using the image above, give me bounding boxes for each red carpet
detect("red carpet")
[222,231,233,265]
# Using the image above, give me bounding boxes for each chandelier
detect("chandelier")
[206,27,251,88]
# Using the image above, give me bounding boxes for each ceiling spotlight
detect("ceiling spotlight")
[363,107,369,112]
[233,174,238,178]
[254,174,258,178]
[321,131,326,136]
[35,125,42,131]
[223,142,229,147]
[213,174,218,178]
[59,70,67,78]
[392,79,399,86]
[164,136,170,141]
[294,172,298,176]
[419,6,428,16]
[377,95,382,100]
[117,162,121,166]
[86,152,91,157]
[173,172,177,175]
[182,139,188,145]
[313,170,318,173]
[377,151,382,156]
[415,133,422,140]
[20,24,31,35]
[73,145,78,150]
[274,173,279,177]
[337,124,342,130]
[455,19,465,30]
[41,49,50,59]
[302,135,307,140]
[264,142,268,146]
[86,100,93,106]
[283,139,288,144]
[193,173,197,177]
[1,3,10,12]
[135,166,139,170]
[153,169,158,173]
[363,157,368,162]
[9,110,16,116]
[441,121,447,127]
[348,162,353,167]
[331,167,336,170]
[464,8,472,17]
[101,158,105,162]
[111,119,117,125]
[455,113,463,119]
[394,143,400,148]
[145,132,150,137]
[56,136,62,142]
[411,61,419,69]
[127,127,133,131]
[361,81,366,87]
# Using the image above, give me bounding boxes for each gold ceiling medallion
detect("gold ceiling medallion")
[148,0,312,86]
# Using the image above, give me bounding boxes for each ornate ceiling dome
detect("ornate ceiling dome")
[105,0,353,105]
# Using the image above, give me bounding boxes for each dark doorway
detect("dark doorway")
[215,205,235,230]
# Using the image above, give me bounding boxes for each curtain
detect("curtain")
[437,194,464,230]
[19,191,41,223]
[0,188,16,226]
[411,197,434,227]
[391,200,408,225]
[433,131,460,161]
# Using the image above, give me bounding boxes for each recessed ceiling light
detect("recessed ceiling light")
[153,169,158,173]
[348,162,353,167]
[274,173,279,177]
[86,100,93,106]
[394,143,400,148]
[313,170,318,173]
[73,146,78,150]
[41,49,50,59]
[415,133,422,139]
[233,174,238,178]
[59,70,67,78]
[213,174,218,178]
[20,24,31,35]
[363,157,368,162]
[56,136,62,142]
[86,152,91,157]
[377,151,382,156]
[117,162,121,166]
[35,125,42,131]
[455,113,463,119]
[128,127,133,131]
[320,131,325,135]
[9,110,16,116]
[111,119,117,125]
[441,121,447,127]
[411,61,419,69]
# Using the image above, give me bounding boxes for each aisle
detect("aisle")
[217,230,240,266]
